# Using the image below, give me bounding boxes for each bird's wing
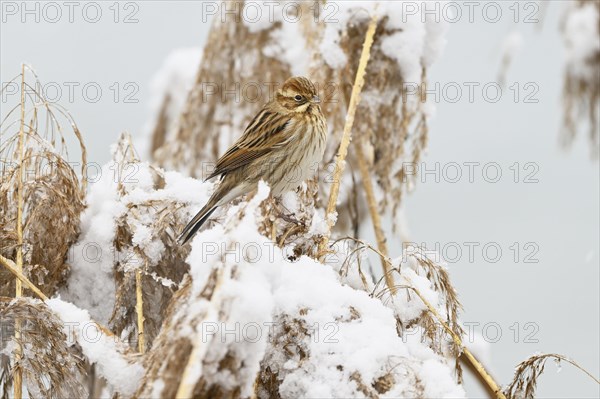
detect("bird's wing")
[206,109,292,180]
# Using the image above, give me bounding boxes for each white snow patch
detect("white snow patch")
[48,298,144,397]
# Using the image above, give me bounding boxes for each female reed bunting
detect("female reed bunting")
[178,76,328,245]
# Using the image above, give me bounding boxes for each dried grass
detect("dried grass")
[0,66,86,399]
[136,249,252,397]
[0,66,86,298]
[313,15,430,234]
[108,133,191,351]
[138,195,295,398]
[398,247,463,344]
[258,178,322,260]
[0,297,87,399]
[253,304,445,399]
[332,237,514,396]
[504,353,600,399]
[337,237,466,381]
[560,0,600,158]
[318,10,379,259]
[394,249,465,384]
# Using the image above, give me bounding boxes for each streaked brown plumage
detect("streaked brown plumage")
[178,76,327,245]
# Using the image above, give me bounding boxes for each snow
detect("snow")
[281,190,300,213]
[54,157,464,397]
[418,359,466,398]
[47,298,144,397]
[184,182,465,398]
[148,48,201,112]
[131,224,165,266]
[150,379,165,398]
[61,159,211,324]
[320,1,449,83]
[242,1,309,76]
[174,183,274,396]
[239,0,451,80]
[392,267,437,322]
[308,207,329,236]
[269,257,464,397]
[60,162,124,323]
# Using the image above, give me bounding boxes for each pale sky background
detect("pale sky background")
[1,1,598,397]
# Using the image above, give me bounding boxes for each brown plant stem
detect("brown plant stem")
[0,253,118,340]
[14,64,26,399]
[506,353,600,396]
[354,134,396,294]
[135,266,146,353]
[1,254,47,301]
[125,132,146,354]
[406,281,506,399]
[318,12,379,258]
[175,337,205,399]
[337,237,505,398]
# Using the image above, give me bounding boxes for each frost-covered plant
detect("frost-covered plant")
[561,0,600,157]
[46,298,145,398]
[109,133,192,350]
[0,67,86,297]
[504,353,600,399]
[136,183,466,398]
[0,298,87,398]
[62,132,201,350]
[314,2,446,232]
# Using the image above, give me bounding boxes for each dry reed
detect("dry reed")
[0,66,86,399]
[560,0,600,157]
[312,15,431,235]
[504,353,600,398]
[0,66,86,298]
[334,237,509,397]
[144,4,583,397]
[0,297,87,398]
[108,132,191,352]
[135,205,263,398]
[318,10,379,257]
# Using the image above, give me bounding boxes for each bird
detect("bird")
[178,76,327,245]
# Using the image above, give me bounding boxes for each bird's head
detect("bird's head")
[277,76,321,113]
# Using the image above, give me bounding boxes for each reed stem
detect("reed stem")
[13,63,26,399]
[318,12,379,258]
[354,134,396,294]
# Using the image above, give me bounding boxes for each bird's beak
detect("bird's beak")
[312,95,321,104]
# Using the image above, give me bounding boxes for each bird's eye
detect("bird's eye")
[294,95,303,102]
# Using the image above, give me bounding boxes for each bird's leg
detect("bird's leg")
[277,200,293,219]
[281,213,301,225]
[273,195,305,226]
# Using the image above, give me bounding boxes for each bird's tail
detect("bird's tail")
[178,200,218,245]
